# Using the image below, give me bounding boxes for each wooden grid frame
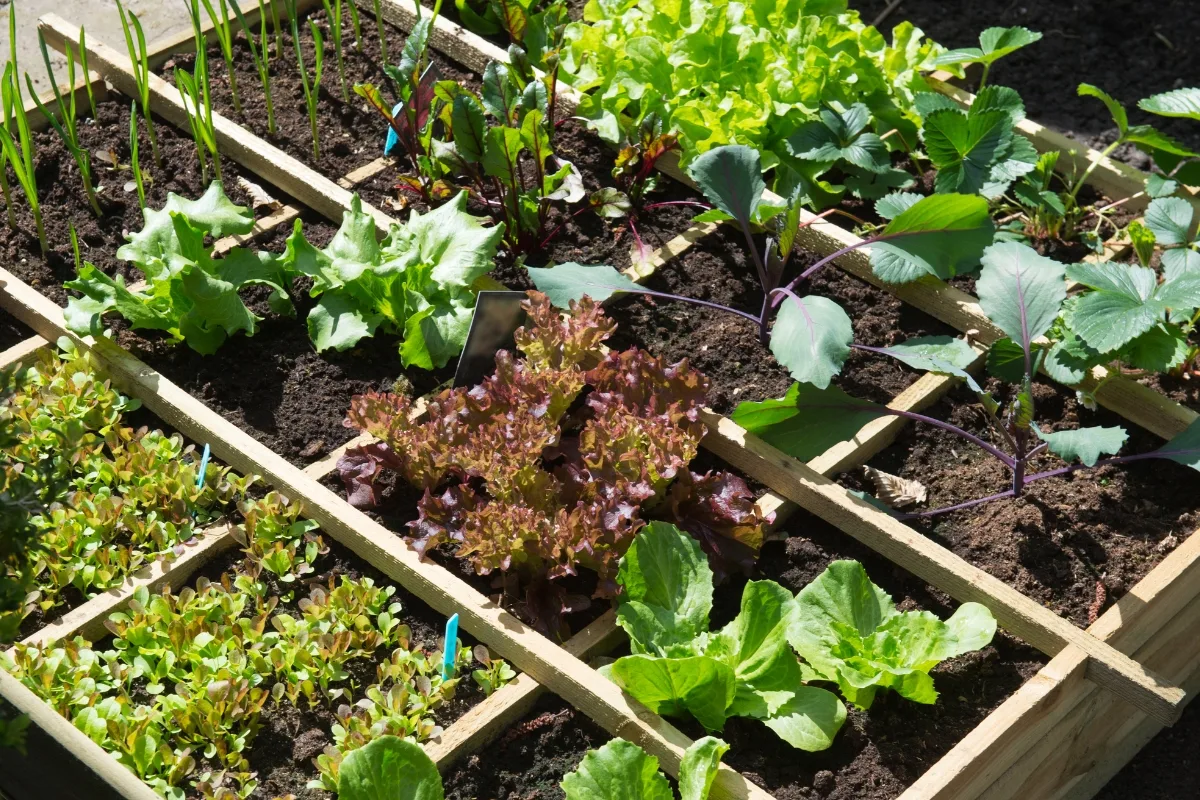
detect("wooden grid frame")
[0,2,1195,798]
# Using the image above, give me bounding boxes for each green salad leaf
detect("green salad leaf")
[561,736,729,800]
[283,191,503,367]
[603,522,847,751]
[65,182,292,355]
[337,736,444,800]
[789,560,996,708]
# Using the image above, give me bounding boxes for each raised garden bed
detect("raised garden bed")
[2,1,1200,799]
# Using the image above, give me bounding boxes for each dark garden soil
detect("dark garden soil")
[109,212,456,469]
[0,315,32,352]
[441,693,611,800]
[839,377,1200,629]
[851,0,1200,158]
[671,503,1046,800]
[606,224,962,413]
[0,99,261,306]
[1095,693,1200,800]
[189,539,491,800]
[162,6,482,181]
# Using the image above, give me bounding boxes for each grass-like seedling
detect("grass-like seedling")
[129,100,147,208]
[322,0,350,101]
[0,67,45,254]
[231,0,277,135]
[115,0,162,168]
[78,28,97,118]
[290,0,325,159]
[69,222,82,272]
[200,0,242,113]
[29,32,101,216]
[348,0,363,52]
[178,1,223,184]
[371,0,390,61]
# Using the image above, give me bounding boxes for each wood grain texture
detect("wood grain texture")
[0,335,49,370]
[0,670,160,800]
[143,0,321,70]
[900,525,1200,799]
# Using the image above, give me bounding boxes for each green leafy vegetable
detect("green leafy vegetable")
[283,191,503,367]
[604,522,846,751]
[65,183,291,355]
[789,560,996,708]
[561,736,728,800]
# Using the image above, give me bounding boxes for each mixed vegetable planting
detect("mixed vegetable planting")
[2,0,1200,797]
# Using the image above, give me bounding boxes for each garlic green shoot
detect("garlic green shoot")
[115,0,162,168]
[0,65,45,255]
[372,0,389,62]
[322,0,350,101]
[129,100,147,208]
[200,0,243,113]
[291,0,325,159]
[231,0,277,135]
[30,32,101,216]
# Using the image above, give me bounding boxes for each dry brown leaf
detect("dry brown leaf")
[863,466,927,508]
[236,176,282,212]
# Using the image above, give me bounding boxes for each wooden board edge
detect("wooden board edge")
[143,0,321,69]
[696,408,1185,725]
[0,335,49,370]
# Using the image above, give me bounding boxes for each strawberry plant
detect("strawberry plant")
[337,291,768,637]
[733,242,1200,517]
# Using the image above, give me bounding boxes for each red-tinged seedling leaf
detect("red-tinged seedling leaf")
[664,471,769,582]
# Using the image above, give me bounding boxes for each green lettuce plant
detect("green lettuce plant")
[65,182,294,355]
[333,731,728,800]
[558,0,945,172]
[790,560,995,708]
[602,522,846,751]
[281,191,502,367]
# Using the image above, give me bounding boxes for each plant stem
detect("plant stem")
[1068,138,1123,202]
[642,200,713,212]
[373,0,389,61]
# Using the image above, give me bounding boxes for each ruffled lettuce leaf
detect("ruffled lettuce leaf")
[789,560,996,709]
[283,191,503,368]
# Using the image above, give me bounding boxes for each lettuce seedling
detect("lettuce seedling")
[790,561,996,708]
[562,736,728,800]
[281,191,502,368]
[337,292,767,637]
[604,522,846,750]
[734,242,1200,518]
[530,144,993,388]
[65,182,293,355]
